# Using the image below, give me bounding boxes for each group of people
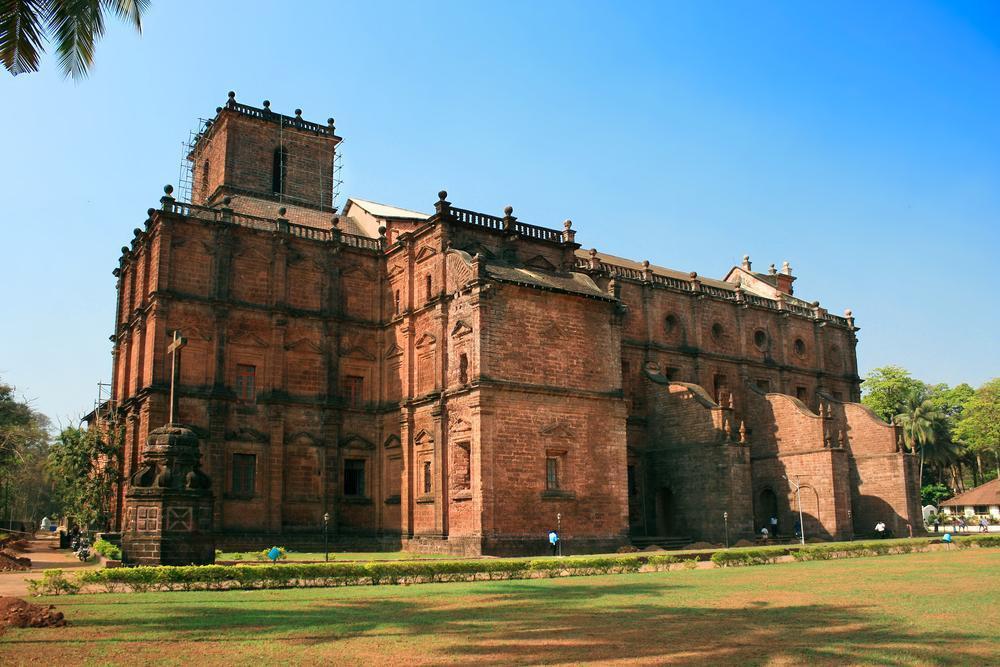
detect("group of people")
[931,515,991,533]
[759,516,803,541]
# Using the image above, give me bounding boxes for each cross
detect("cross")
[167,330,187,424]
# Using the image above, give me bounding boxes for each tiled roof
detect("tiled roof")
[574,249,736,290]
[939,478,1000,506]
[348,198,430,220]
[227,195,335,231]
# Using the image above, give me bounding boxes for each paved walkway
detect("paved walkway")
[0,533,103,597]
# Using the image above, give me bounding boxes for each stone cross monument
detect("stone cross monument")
[121,330,215,565]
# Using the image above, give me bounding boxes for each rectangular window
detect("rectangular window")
[459,353,469,385]
[425,275,433,302]
[454,442,471,490]
[342,375,364,408]
[546,457,559,490]
[394,290,400,315]
[423,461,432,494]
[756,378,771,392]
[236,365,256,402]
[796,386,808,402]
[231,453,256,496]
[343,459,366,497]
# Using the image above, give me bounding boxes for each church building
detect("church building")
[101,93,923,555]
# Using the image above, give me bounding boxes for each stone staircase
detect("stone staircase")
[630,535,695,551]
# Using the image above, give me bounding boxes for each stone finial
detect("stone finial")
[278,207,287,217]
[216,107,223,114]
[331,216,340,229]
[742,254,752,270]
[562,219,576,244]
[838,430,846,448]
[844,308,853,318]
[724,418,733,440]
[642,259,650,269]
[294,108,303,118]
[327,118,335,131]
[263,99,270,109]
[728,393,735,409]
[782,261,792,275]
[434,190,451,216]
[739,420,747,444]
[223,196,232,206]
[227,91,236,100]
[826,403,832,419]
[161,184,175,211]
[768,263,777,275]
[589,248,600,270]
[378,225,387,237]
[502,205,516,233]
[689,271,697,279]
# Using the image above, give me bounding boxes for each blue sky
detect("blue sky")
[1,0,998,424]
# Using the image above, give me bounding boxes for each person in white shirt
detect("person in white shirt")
[875,521,886,538]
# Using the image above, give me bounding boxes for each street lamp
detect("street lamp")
[556,512,562,557]
[724,511,729,548]
[783,475,805,546]
[323,512,330,562]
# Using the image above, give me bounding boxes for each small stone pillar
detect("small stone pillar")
[122,424,215,565]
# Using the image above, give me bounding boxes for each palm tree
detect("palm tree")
[894,396,944,490]
[1,0,148,80]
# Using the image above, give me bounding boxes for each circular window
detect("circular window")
[793,338,806,357]
[753,330,768,351]
[711,323,724,341]
[665,314,678,335]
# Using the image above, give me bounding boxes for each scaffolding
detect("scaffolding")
[177,102,345,212]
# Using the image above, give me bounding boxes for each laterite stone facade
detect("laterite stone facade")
[100,94,923,557]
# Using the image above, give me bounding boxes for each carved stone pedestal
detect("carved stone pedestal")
[122,424,215,565]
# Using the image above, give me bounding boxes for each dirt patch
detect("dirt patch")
[733,539,755,548]
[642,545,665,552]
[6,540,31,552]
[687,541,715,550]
[0,550,31,571]
[0,596,67,634]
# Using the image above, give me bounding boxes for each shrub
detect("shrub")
[92,538,122,561]
[27,569,81,596]
[259,546,288,562]
[710,549,780,567]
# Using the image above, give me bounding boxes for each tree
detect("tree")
[0,379,53,528]
[894,396,944,491]
[955,378,1000,480]
[861,366,926,423]
[920,482,951,507]
[46,425,121,531]
[1,0,148,80]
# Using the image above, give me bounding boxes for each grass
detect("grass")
[3,548,997,665]
[218,550,456,562]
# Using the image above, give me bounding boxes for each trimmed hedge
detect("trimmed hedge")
[74,553,682,594]
[710,548,785,567]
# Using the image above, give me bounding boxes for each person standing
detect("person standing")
[548,529,559,556]
[980,516,989,533]
[875,521,886,539]
[933,516,940,533]
[769,515,778,538]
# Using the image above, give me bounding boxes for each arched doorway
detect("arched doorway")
[757,488,778,532]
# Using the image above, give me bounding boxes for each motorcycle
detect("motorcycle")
[75,537,91,562]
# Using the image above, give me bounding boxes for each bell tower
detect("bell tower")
[187,91,342,211]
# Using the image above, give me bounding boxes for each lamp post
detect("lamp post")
[783,475,805,546]
[323,512,330,562]
[724,511,729,548]
[557,512,562,557]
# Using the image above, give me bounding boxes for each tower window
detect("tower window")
[394,290,400,315]
[423,461,432,494]
[459,353,469,385]
[425,275,433,302]
[793,338,807,357]
[272,147,288,194]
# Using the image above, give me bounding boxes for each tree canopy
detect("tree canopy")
[1,0,149,80]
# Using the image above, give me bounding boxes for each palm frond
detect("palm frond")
[47,0,104,80]
[100,0,147,32]
[0,0,49,75]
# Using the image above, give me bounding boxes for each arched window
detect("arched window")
[272,147,288,194]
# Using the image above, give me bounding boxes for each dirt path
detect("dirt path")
[0,534,103,597]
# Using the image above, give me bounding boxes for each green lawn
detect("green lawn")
[3,548,997,665]
[218,550,456,562]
